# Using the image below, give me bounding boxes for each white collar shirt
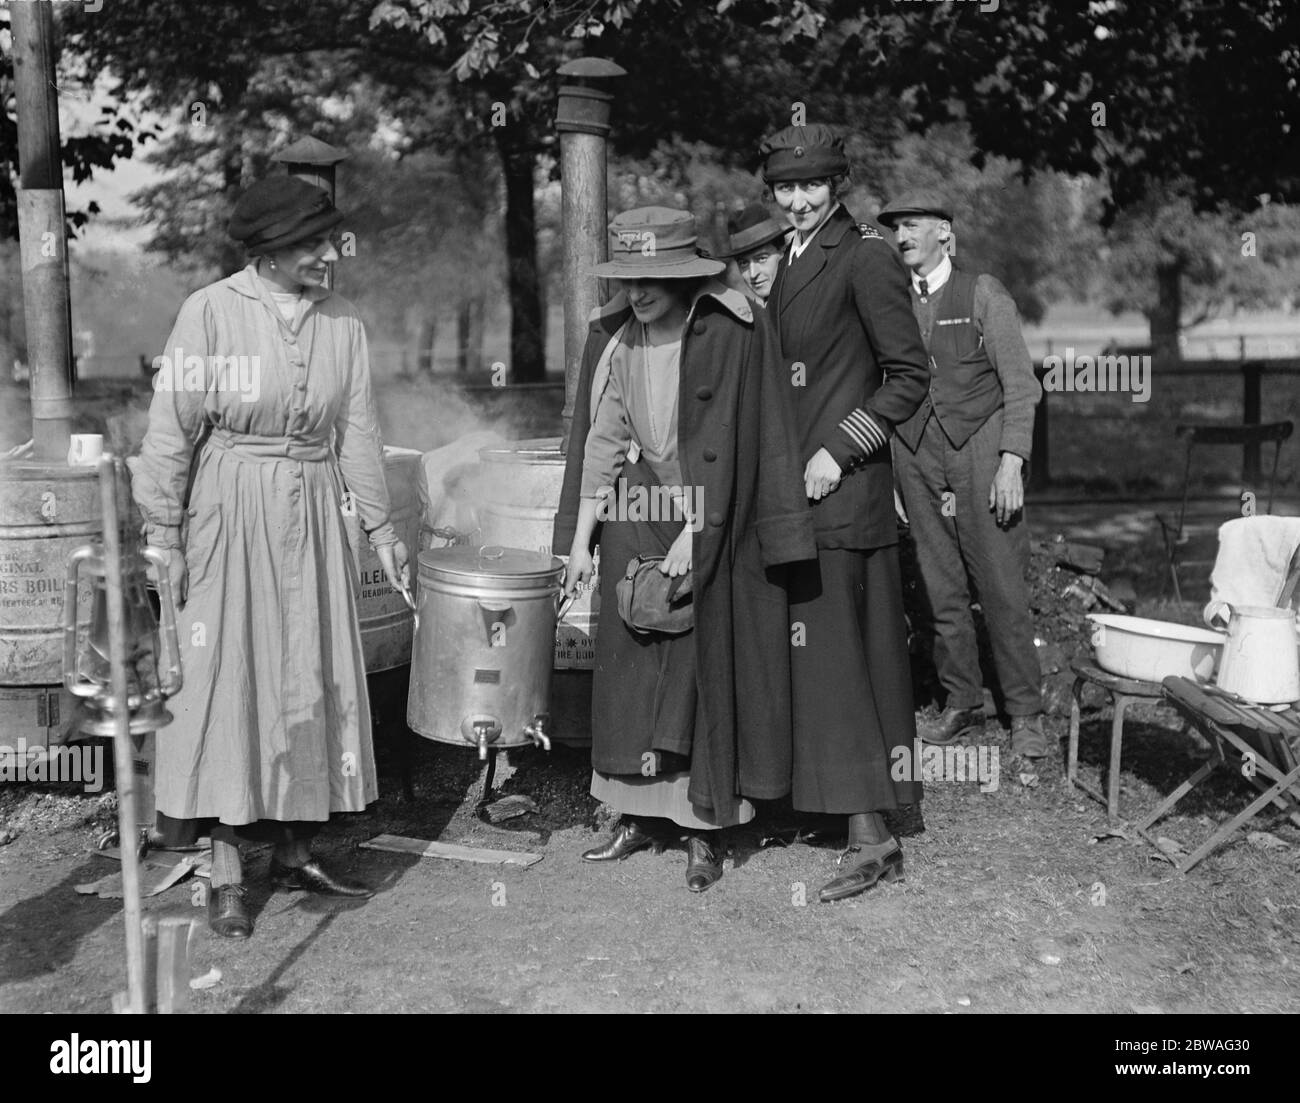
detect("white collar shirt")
[912,253,953,298]
[787,202,842,263]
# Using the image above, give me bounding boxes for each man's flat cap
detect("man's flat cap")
[877,191,955,228]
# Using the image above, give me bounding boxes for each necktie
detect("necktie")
[918,278,929,299]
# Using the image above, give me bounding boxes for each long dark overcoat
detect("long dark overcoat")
[768,206,931,812]
[553,282,816,826]
[768,205,930,548]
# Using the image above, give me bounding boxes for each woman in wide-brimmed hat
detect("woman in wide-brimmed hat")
[757,124,931,903]
[130,174,410,938]
[553,206,814,892]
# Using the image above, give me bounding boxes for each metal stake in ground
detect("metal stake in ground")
[98,455,148,1014]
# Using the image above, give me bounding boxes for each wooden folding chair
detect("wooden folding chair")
[1134,677,1300,873]
[1157,420,1293,603]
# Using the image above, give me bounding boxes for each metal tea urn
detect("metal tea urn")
[407,546,565,758]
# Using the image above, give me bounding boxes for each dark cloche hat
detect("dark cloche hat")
[877,190,955,229]
[588,207,726,280]
[759,124,849,183]
[720,204,789,258]
[228,175,346,254]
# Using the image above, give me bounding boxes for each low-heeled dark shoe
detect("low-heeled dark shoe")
[685,834,724,893]
[269,858,374,898]
[208,882,252,939]
[817,845,904,903]
[917,706,983,746]
[581,819,663,862]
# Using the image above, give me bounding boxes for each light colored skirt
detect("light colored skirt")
[153,441,376,825]
[591,770,755,830]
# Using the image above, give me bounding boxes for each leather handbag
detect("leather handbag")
[616,554,694,635]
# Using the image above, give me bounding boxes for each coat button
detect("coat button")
[693,321,706,335]
[703,448,717,462]
[187,508,197,518]
[290,469,302,480]
[295,381,306,391]
[707,511,724,527]
[696,386,712,400]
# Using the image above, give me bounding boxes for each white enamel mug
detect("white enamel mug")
[67,434,104,467]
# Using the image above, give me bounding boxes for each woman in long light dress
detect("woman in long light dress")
[130,176,409,938]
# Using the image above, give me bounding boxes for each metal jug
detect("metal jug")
[1205,601,1300,704]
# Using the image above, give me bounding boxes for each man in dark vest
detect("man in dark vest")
[879,192,1047,780]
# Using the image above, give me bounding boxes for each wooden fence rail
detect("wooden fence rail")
[1030,358,1300,490]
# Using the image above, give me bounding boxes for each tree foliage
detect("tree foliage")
[0,7,155,240]
[15,0,1300,368]
[837,0,1300,218]
[1100,194,1300,329]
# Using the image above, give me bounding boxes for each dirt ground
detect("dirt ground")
[3,677,1298,1014]
[3,378,1299,1014]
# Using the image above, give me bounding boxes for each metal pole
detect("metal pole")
[556,60,624,453]
[99,456,148,1015]
[12,0,73,460]
[560,131,607,448]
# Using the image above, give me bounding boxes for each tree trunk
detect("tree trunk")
[0,279,21,377]
[219,146,246,277]
[457,300,471,373]
[456,296,487,374]
[0,329,17,380]
[1149,260,1184,368]
[469,296,485,374]
[418,315,436,374]
[495,134,544,384]
[538,281,547,378]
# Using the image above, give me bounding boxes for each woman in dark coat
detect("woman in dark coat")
[759,125,932,902]
[554,206,815,893]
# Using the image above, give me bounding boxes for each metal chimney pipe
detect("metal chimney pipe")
[555,58,624,453]
[272,136,349,291]
[12,0,74,461]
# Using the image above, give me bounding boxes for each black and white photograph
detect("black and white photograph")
[0,0,1297,1045]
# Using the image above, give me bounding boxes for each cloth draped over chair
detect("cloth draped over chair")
[1204,515,1300,622]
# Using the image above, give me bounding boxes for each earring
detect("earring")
[268,259,277,270]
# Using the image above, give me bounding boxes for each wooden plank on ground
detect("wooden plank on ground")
[155,916,194,1015]
[361,833,543,867]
